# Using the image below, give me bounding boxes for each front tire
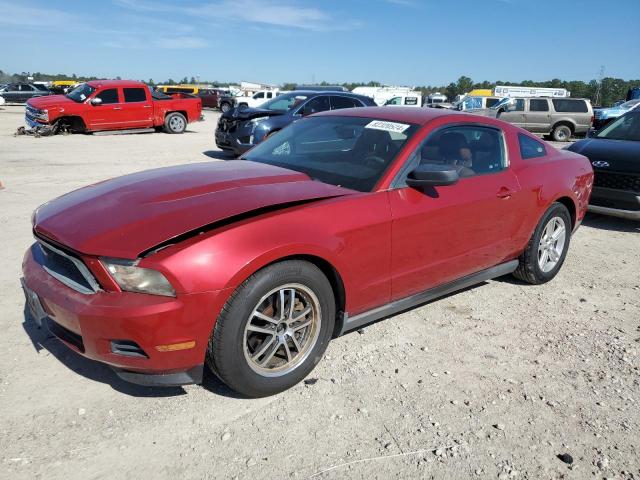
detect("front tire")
[513,202,572,284]
[220,102,231,113]
[207,260,335,397]
[163,112,187,134]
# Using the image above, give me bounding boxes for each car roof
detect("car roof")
[314,106,466,125]
[86,80,146,88]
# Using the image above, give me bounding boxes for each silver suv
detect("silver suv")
[483,97,593,141]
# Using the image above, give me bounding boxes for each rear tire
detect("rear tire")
[207,260,335,397]
[163,112,186,134]
[551,124,572,142]
[220,102,231,113]
[513,202,572,284]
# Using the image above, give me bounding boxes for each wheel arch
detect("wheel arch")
[223,250,348,337]
[166,110,188,121]
[552,195,577,229]
[552,120,576,133]
[55,115,86,132]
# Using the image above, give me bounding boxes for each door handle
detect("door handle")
[143,105,152,108]
[496,187,514,199]
[113,107,122,110]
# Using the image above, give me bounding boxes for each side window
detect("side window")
[254,92,265,99]
[409,126,506,180]
[514,99,525,111]
[386,97,402,105]
[405,97,419,106]
[330,96,359,110]
[21,84,35,91]
[552,99,588,113]
[529,99,549,112]
[95,88,119,104]
[266,92,273,99]
[518,133,547,159]
[123,88,147,103]
[300,96,330,116]
[486,98,500,108]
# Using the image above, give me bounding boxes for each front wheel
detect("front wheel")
[163,112,187,134]
[207,260,335,397]
[220,103,231,113]
[513,202,572,284]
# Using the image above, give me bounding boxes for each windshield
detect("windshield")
[243,116,419,192]
[259,92,308,111]
[596,111,640,141]
[66,83,96,103]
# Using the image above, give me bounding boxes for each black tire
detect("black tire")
[220,102,231,113]
[551,124,572,142]
[207,260,335,397]
[513,202,572,284]
[163,112,187,134]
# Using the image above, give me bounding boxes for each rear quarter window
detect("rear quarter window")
[518,133,547,159]
[123,88,147,103]
[552,99,588,113]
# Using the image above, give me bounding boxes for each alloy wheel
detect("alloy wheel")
[243,284,321,377]
[537,216,567,273]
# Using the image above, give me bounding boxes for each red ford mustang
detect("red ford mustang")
[22,107,593,397]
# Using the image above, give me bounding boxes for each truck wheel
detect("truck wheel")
[513,202,571,285]
[220,103,231,113]
[551,124,572,142]
[207,260,335,398]
[164,112,187,134]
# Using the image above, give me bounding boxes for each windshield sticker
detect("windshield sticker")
[365,120,410,133]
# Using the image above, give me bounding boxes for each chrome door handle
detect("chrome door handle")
[143,105,152,108]
[113,107,122,110]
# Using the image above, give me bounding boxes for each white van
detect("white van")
[384,94,422,108]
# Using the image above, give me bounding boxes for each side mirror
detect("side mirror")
[90,97,102,106]
[406,164,459,188]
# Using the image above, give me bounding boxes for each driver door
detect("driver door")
[84,88,122,131]
[387,125,526,301]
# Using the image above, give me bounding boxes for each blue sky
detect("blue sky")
[1,0,638,85]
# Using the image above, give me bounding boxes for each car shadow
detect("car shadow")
[21,305,240,399]
[582,212,639,233]
[203,150,237,160]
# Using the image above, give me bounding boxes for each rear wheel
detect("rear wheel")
[551,124,572,142]
[207,260,335,397]
[163,112,186,134]
[220,102,231,113]
[513,202,571,284]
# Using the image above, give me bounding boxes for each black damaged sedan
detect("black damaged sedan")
[568,110,640,220]
[215,91,375,156]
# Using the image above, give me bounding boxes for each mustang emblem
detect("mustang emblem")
[592,160,610,168]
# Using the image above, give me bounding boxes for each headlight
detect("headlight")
[249,116,270,124]
[35,109,48,121]
[101,258,176,297]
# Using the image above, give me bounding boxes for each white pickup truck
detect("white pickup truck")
[235,89,280,109]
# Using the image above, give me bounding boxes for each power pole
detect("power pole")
[594,65,605,106]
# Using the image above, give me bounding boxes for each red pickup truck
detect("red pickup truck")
[25,80,202,134]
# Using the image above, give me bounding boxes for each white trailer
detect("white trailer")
[352,86,417,106]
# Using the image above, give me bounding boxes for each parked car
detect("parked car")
[0,83,52,103]
[454,96,501,111]
[235,89,281,109]
[25,80,202,134]
[215,91,376,155]
[218,94,237,113]
[199,88,231,109]
[384,94,422,107]
[0,94,5,106]
[486,97,593,142]
[567,110,640,220]
[22,107,593,397]
[593,99,640,130]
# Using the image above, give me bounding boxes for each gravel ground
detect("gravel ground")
[0,105,638,480]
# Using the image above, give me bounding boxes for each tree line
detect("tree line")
[2,70,638,107]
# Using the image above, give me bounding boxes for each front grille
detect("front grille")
[25,105,40,121]
[32,239,100,294]
[593,172,640,193]
[218,118,239,133]
[47,318,85,352]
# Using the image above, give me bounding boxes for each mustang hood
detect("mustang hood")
[33,161,352,258]
[223,106,285,121]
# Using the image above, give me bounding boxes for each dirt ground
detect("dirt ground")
[0,105,638,480]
